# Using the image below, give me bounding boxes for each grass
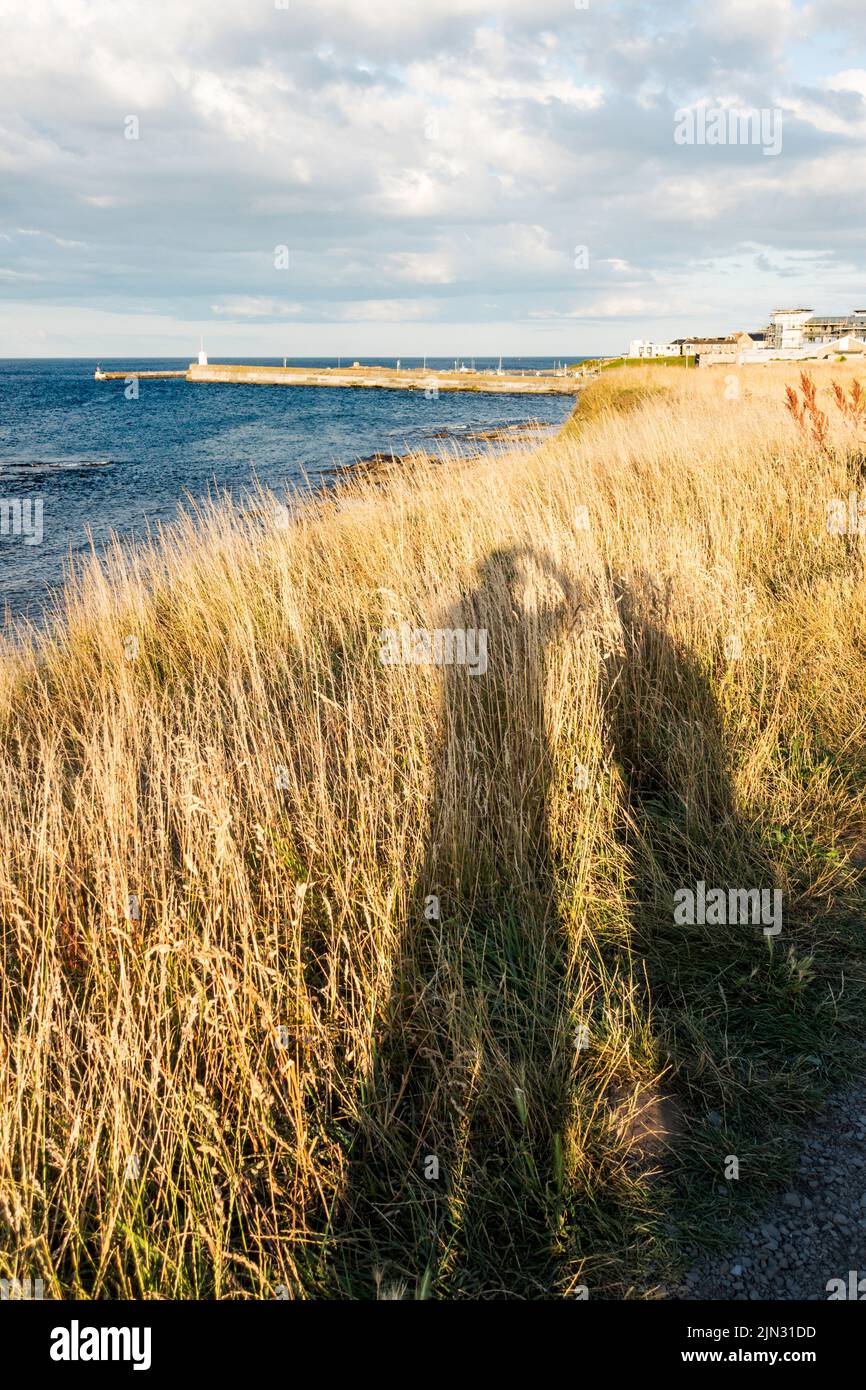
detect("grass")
[2,363,866,1299]
[574,355,696,371]
[565,364,675,429]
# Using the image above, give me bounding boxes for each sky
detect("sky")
[1,0,865,358]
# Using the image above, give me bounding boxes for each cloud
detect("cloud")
[385,251,457,284]
[531,294,685,320]
[16,228,87,248]
[827,69,866,100]
[210,297,303,317]
[1,0,865,355]
[336,298,439,322]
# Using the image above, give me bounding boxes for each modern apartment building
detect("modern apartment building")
[760,308,866,350]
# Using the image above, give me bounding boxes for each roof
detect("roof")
[815,336,866,355]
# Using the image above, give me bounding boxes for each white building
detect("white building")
[628,339,682,358]
[768,309,813,351]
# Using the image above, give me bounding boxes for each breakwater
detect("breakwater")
[95,362,579,395]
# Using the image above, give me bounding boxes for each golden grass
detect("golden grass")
[2,362,866,1299]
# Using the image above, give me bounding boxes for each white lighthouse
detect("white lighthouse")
[197,335,208,366]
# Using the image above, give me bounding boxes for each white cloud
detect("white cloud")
[16,228,87,248]
[385,251,457,284]
[1,0,865,355]
[827,69,866,100]
[532,294,684,320]
[337,298,439,322]
[697,0,794,48]
[210,297,303,317]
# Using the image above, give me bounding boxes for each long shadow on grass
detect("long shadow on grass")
[337,563,833,1299]
[597,575,839,1292]
[339,546,579,1297]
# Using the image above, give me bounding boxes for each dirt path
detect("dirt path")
[667,1081,866,1300]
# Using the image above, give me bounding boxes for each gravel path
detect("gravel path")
[669,1082,866,1300]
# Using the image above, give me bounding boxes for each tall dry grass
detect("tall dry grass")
[2,362,866,1298]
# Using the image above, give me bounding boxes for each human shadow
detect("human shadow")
[340,559,790,1298]
[342,545,579,1297]
[601,572,781,969]
[593,574,790,1266]
[603,574,746,891]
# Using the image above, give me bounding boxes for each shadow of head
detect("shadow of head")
[463,545,577,629]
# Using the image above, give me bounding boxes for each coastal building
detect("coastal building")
[803,314,852,343]
[672,332,755,357]
[628,332,757,359]
[198,336,208,366]
[627,309,866,365]
[671,336,724,356]
[815,336,866,358]
[757,309,866,351]
[766,309,812,350]
[627,339,682,358]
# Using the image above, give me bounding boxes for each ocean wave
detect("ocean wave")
[0,457,115,477]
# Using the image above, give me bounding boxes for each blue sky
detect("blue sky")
[1,0,864,356]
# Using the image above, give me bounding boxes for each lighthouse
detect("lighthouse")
[197,335,208,366]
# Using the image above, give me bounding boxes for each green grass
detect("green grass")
[573,356,696,372]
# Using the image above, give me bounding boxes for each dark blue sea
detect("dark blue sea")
[0,357,580,627]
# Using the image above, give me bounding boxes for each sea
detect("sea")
[0,357,581,628]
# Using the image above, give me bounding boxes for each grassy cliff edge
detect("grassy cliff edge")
[2,364,866,1298]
